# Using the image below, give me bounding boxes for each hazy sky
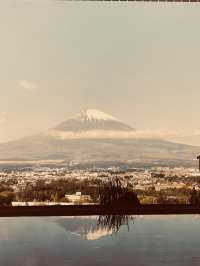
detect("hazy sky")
[1,1,200,143]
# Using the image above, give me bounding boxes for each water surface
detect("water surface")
[0,215,199,266]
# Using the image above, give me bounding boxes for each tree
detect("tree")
[97,215,135,233]
[189,188,199,205]
[98,176,140,207]
[0,191,15,206]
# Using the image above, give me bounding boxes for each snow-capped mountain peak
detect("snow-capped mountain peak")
[75,109,120,122]
[54,109,134,132]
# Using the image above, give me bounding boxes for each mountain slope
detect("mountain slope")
[0,109,199,163]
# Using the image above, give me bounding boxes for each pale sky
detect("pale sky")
[1,1,200,143]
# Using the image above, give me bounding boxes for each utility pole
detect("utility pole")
[197,155,200,172]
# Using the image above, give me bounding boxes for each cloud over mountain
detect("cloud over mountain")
[0,112,7,124]
[19,80,37,92]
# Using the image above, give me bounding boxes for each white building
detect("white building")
[65,192,91,203]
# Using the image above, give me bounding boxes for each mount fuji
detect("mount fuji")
[55,109,133,132]
[0,109,199,164]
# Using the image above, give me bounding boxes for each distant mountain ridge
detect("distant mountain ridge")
[0,109,199,163]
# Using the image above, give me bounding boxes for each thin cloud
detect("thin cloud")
[19,80,37,92]
[46,128,200,146]
[46,129,185,140]
[0,112,7,124]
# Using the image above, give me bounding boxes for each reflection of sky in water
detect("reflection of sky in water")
[0,216,200,266]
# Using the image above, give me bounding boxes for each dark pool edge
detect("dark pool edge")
[0,205,200,217]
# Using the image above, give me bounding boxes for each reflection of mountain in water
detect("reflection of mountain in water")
[55,217,112,240]
[55,215,135,240]
[85,227,113,241]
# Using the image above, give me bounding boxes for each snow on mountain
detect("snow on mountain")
[54,109,134,133]
[75,109,120,122]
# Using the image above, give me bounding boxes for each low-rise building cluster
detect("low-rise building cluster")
[0,166,199,205]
